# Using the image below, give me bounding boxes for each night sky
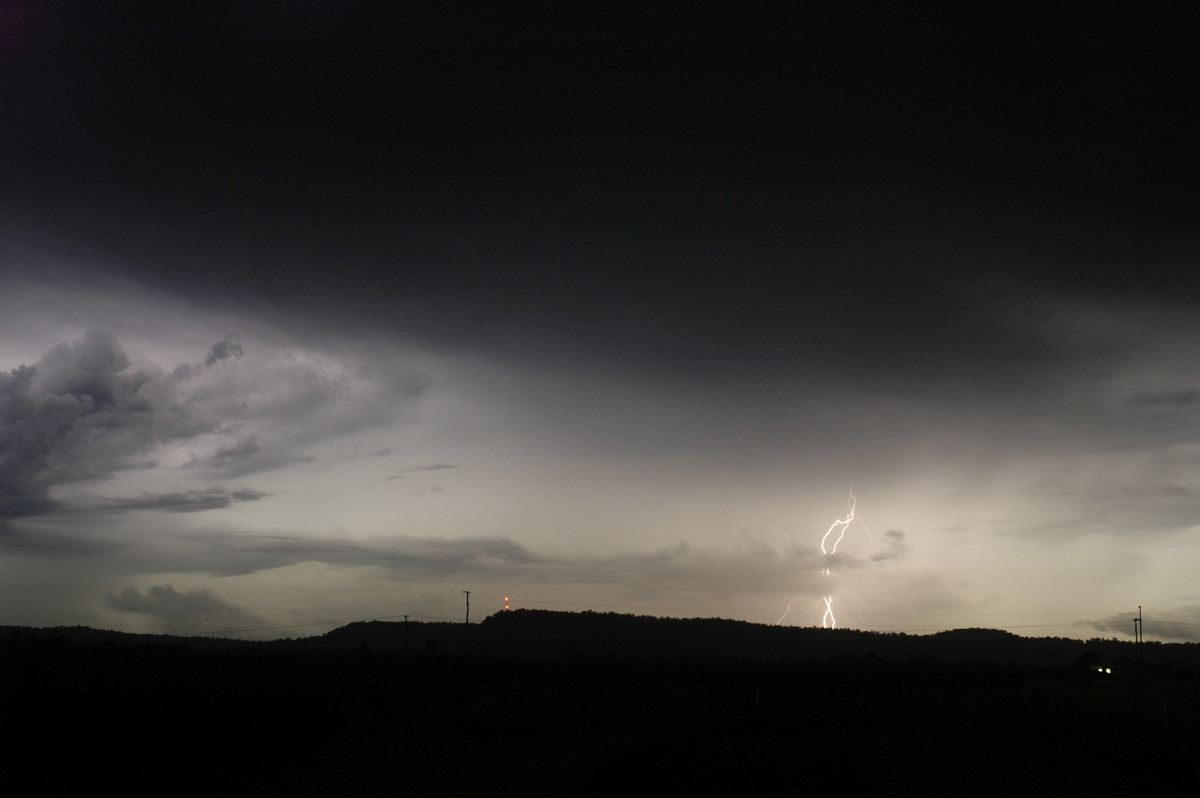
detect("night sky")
[2,2,1198,640]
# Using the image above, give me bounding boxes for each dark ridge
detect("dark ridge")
[0,624,266,648]
[8,609,1197,668]
[297,610,1200,669]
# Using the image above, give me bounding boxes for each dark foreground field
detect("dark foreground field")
[4,625,1197,796]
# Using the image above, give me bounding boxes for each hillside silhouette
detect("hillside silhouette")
[11,608,1195,666]
[4,611,1198,795]
[307,609,1199,669]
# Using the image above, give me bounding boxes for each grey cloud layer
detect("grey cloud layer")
[1085,609,1200,643]
[93,487,269,513]
[0,330,215,525]
[204,333,244,367]
[106,584,256,625]
[0,329,426,531]
[93,526,919,608]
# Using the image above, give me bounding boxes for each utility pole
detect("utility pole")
[462,590,471,655]
[403,614,409,654]
[1133,605,1143,669]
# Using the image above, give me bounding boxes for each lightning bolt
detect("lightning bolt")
[822,596,836,629]
[819,490,860,628]
[768,490,868,629]
[752,517,791,544]
[820,492,856,556]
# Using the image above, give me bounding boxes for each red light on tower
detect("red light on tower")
[504,596,511,611]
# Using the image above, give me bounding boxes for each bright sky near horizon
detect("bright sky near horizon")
[2,2,1198,641]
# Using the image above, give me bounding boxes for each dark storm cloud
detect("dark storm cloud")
[0,329,424,529]
[106,584,252,624]
[0,329,215,528]
[4,3,1195,384]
